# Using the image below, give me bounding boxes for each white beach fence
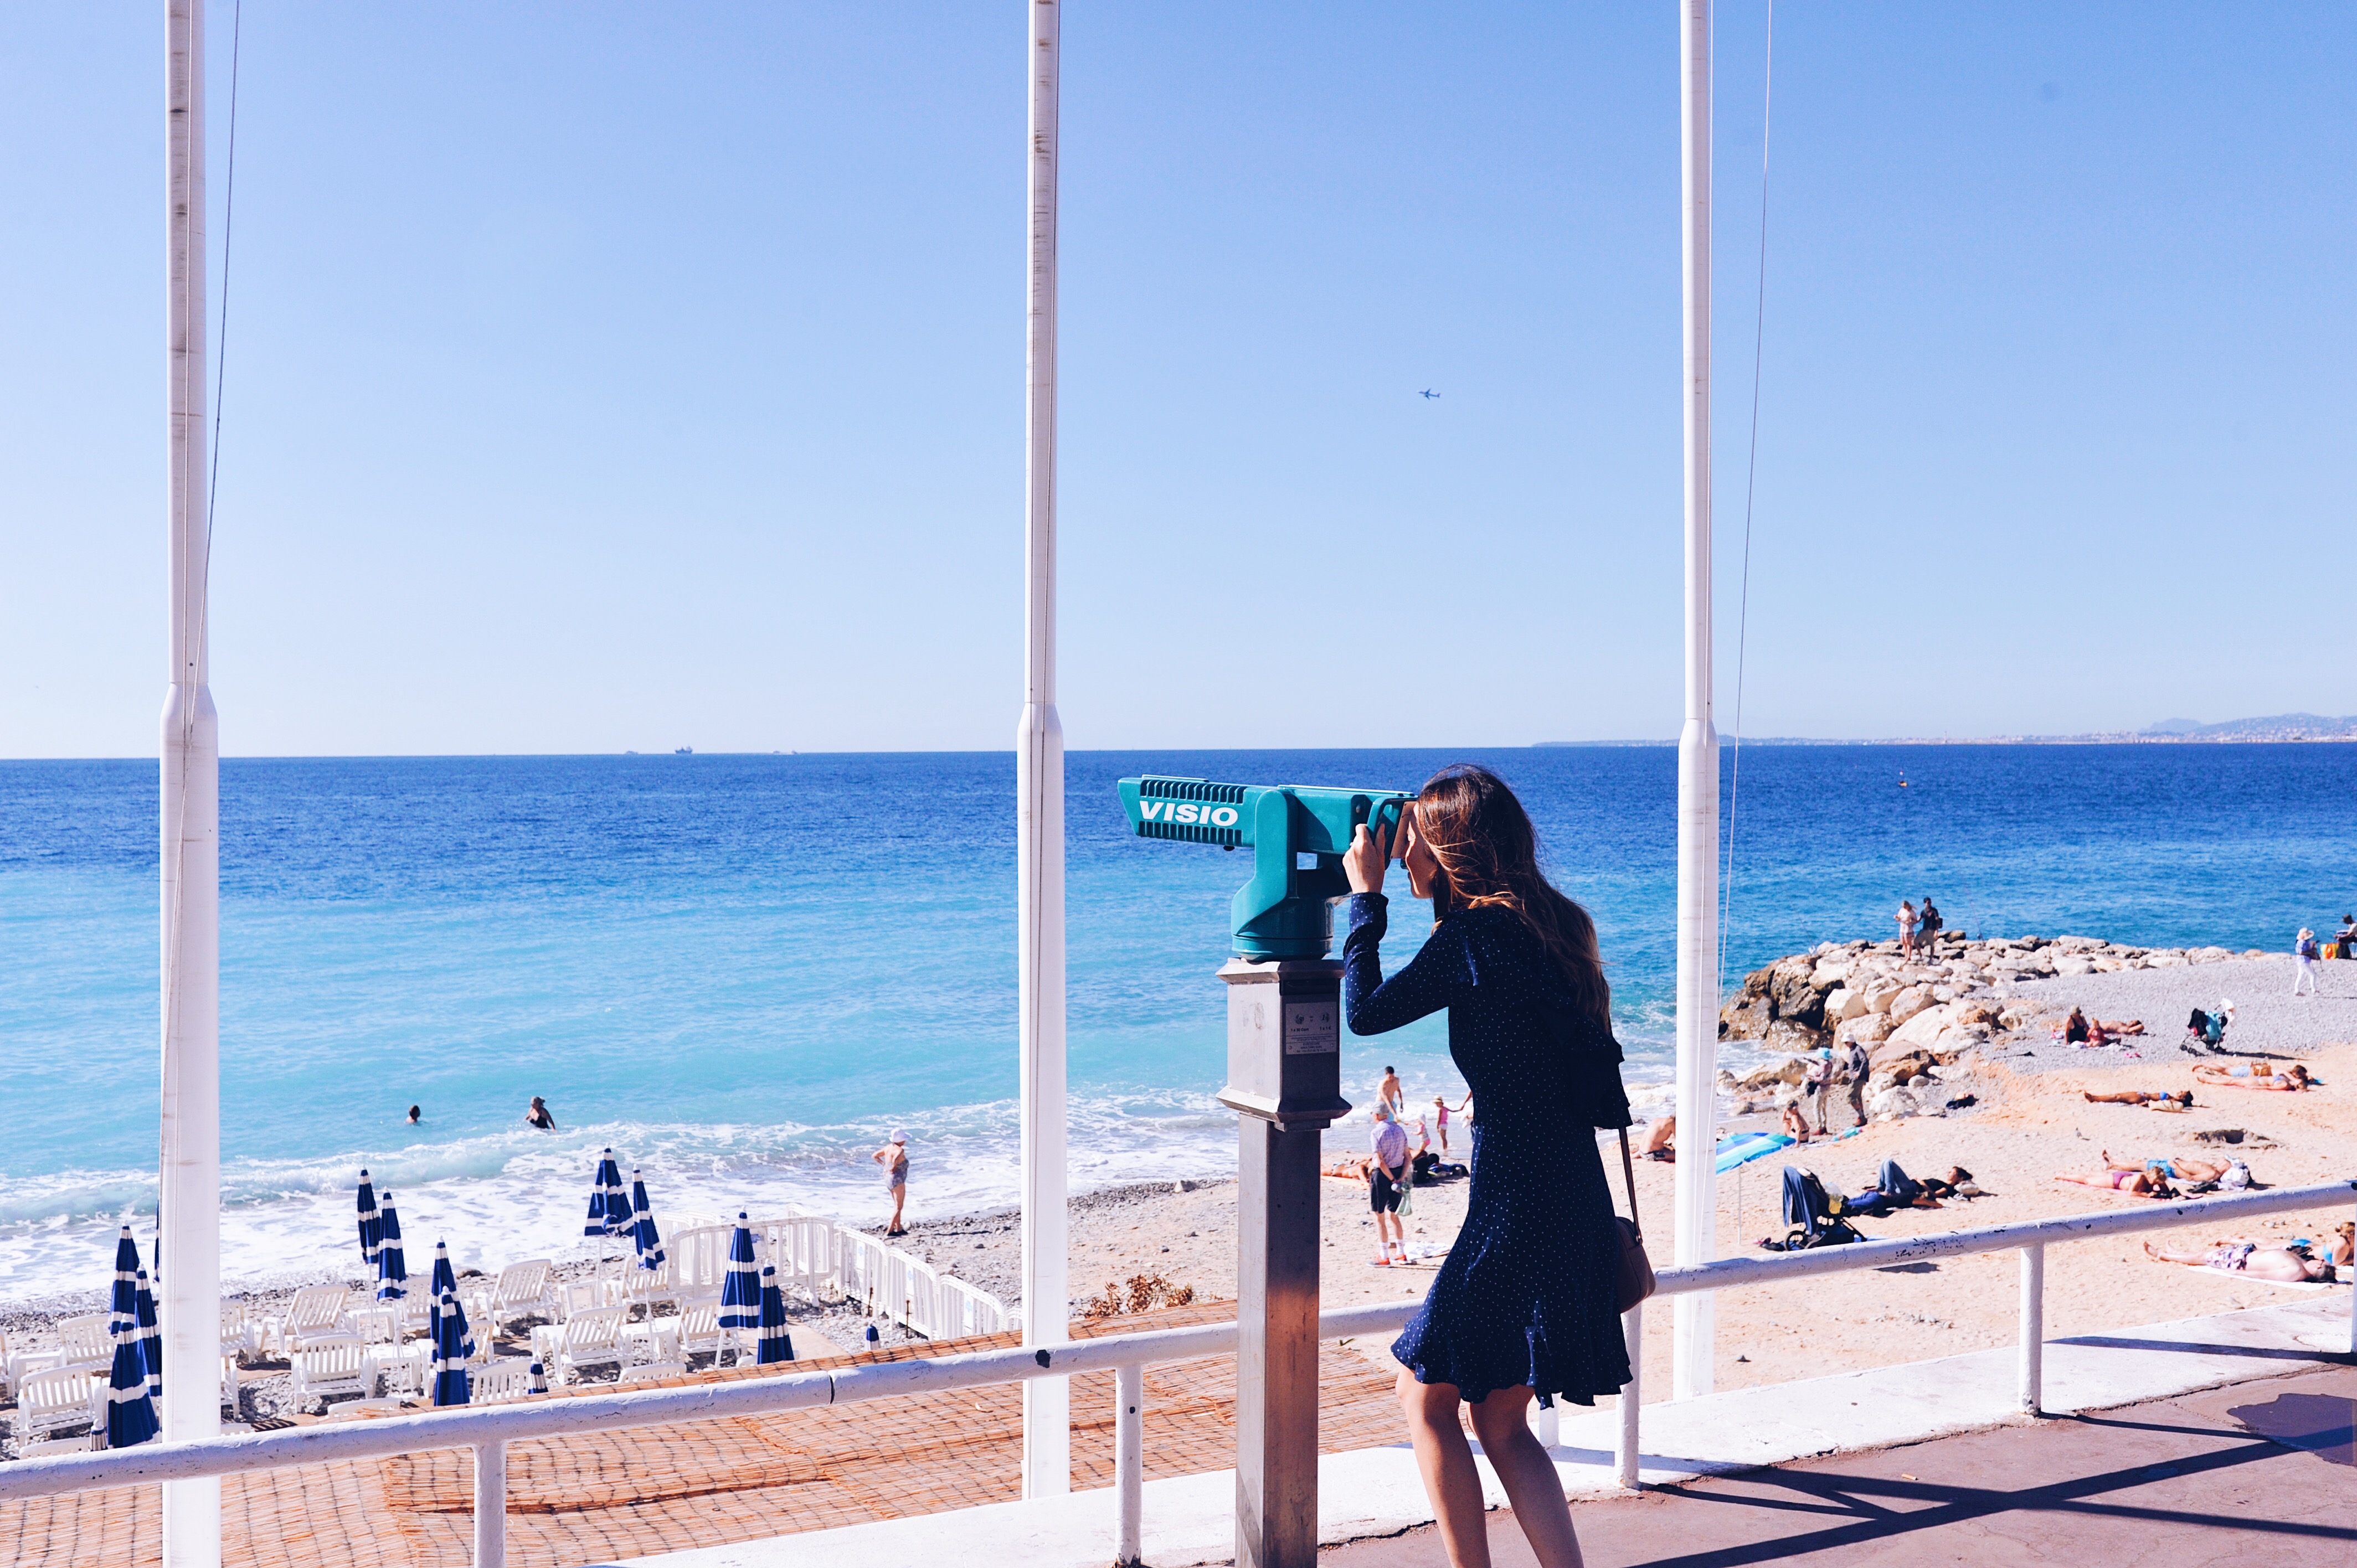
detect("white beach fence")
[663,1209,1015,1342]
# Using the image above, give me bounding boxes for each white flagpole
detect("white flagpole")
[162,0,224,1559]
[1017,0,1071,1496]
[1671,0,1721,1402]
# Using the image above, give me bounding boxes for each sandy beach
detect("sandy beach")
[4,954,2346,1444]
[883,953,2356,1401]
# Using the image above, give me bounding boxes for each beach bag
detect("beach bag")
[1612,1129,1657,1312]
[1393,1177,1415,1220]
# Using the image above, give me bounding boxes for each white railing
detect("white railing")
[1,1181,2346,1568]
[659,1209,1014,1341]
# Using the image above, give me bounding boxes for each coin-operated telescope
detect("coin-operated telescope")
[1116,773,1417,1568]
[1115,777,1416,959]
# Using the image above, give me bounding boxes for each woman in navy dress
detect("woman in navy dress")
[1342,764,1631,1568]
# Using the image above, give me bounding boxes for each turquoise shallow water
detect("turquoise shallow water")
[3,744,2351,1298]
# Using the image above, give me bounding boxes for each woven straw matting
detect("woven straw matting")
[2,1303,1409,1567]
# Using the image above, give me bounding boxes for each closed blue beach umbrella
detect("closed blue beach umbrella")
[630,1168,666,1271]
[375,1192,408,1301]
[135,1268,163,1404]
[357,1170,383,1268]
[583,1148,629,1237]
[755,1265,793,1365]
[430,1288,472,1407]
[717,1213,760,1330]
[105,1303,161,1449]
[528,1360,548,1395]
[103,1228,159,1446]
[428,1250,475,1366]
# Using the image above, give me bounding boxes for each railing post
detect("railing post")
[1115,1362,1144,1568]
[1615,1302,1643,1489]
[473,1439,507,1568]
[2018,1243,2044,1415]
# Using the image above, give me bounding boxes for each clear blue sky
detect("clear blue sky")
[2,3,2350,757]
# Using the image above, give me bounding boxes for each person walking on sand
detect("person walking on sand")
[1897,900,1918,959]
[1368,1103,1411,1266]
[1841,1037,1871,1129]
[873,1132,911,1235]
[523,1096,556,1131]
[2291,929,2321,996]
[1803,1046,1834,1136]
[1343,764,1634,1568]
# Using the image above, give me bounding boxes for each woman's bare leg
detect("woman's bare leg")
[2143,1240,2207,1266]
[1398,1371,1493,1568]
[1465,1388,1584,1568]
[2054,1173,2108,1188]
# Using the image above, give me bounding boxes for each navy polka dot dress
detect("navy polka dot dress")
[1344,893,1633,1406]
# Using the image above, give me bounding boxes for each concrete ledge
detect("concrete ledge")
[600,1296,2351,1568]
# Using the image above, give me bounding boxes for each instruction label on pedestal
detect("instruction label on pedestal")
[1282,1000,1338,1055]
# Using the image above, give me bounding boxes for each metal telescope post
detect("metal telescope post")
[1217,961,1350,1568]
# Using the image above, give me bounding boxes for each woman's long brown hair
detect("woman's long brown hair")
[1412,764,1611,1027]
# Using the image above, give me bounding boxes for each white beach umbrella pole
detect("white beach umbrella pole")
[1670,0,1721,1402]
[1016,0,1071,1496]
[161,0,224,1560]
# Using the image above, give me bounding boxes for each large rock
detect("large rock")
[1810,959,1851,989]
[1767,963,1831,1031]
[1836,1012,1895,1046]
[1825,987,1867,1023]
[1860,979,1902,1015]
[1887,1002,1956,1051]
[1886,985,1937,1027]
[2051,954,2096,977]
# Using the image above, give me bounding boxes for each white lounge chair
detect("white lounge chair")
[672,1302,740,1368]
[14,1368,105,1447]
[532,1306,629,1386]
[52,1314,115,1374]
[469,1359,536,1405]
[554,1278,607,1323]
[276,1285,353,1354]
[488,1260,558,1333]
[290,1337,374,1410]
[617,1360,687,1385]
[620,1259,684,1318]
[221,1301,260,1364]
[372,1342,431,1400]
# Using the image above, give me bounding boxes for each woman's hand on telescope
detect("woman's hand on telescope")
[1345,822,1388,896]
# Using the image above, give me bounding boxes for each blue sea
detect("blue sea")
[4,744,2354,1301]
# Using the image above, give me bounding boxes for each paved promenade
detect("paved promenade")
[1329,1363,2355,1566]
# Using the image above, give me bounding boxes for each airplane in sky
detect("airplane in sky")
[1419,389,1440,400]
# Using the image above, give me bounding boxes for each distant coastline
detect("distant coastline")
[1536,712,2357,747]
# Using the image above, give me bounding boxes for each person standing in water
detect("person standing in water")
[1378,1065,1406,1118]
[523,1096,556,1130]
[1344,764,1632,1568]
[873,1132,911,1236]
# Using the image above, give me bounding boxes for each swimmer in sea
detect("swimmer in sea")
[524,1096,557,1130]
[406,1104,421,1125]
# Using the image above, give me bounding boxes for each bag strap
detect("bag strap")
[1616,1127,1643,1243]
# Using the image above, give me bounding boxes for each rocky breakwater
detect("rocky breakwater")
[1717,933,2258,1120]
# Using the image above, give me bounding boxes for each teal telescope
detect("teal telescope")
[1116,777,1417,959]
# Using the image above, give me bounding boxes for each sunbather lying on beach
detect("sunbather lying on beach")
[2100,1151,2228,1184]
[2142,1238,2338,1282]
[2081,1089,2193,1106]
[1639,1116,1676,1162]
[1322,1155,1375,1180]
[2192,1061,2313,1091]
[2055,1167,2178,1198]
[2097,1018,2145,1036]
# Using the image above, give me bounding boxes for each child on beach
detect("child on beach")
[1342,764,1633,1568]
[1432,1094,1470,1157]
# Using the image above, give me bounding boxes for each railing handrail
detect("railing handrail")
[1652,1176,2357,1294]
[1,1178,2346,1510]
